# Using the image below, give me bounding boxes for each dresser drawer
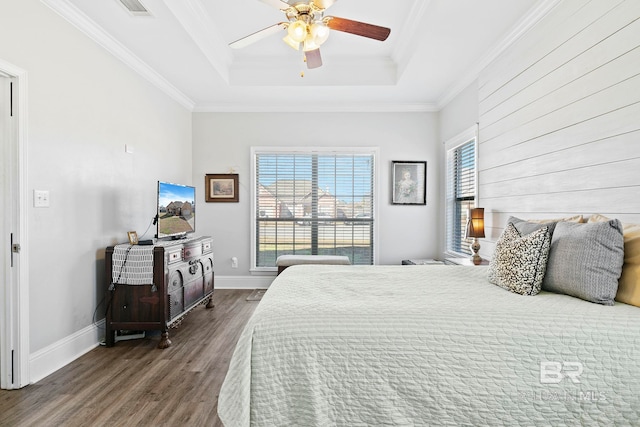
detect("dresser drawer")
[167,268,184,292]
[166,246,183,264]
[184,275,205,309]
[168,289,184,321]
[201,238,212,254]
[183,241,202,260]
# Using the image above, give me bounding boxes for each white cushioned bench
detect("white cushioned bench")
[276,255,351,275]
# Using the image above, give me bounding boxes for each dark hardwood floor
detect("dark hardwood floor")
[0,289,259,427]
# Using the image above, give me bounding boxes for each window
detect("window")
[252,148,376,269]
[445,129,477,255]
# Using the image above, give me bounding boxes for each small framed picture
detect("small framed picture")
[392,161,427,205]
[127,231,139,245]
[205,174,239,203]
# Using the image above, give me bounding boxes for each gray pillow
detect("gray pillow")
[487,223,552,296]
[508,216,558,237]
[542,219,624,305]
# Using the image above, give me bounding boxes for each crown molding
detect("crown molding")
[193,102,438,113]
[41,0,195,110]
[162,0,233,83]
[390,0,433,80]
[436,0,561,110]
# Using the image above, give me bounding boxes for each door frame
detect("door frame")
[0,59,30,389]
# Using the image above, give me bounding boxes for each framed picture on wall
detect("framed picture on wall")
[205,174,239,203]
[391,161,427,205]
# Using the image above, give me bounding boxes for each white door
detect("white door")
[0,66,29,389]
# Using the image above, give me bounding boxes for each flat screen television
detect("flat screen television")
[156,181,196,240]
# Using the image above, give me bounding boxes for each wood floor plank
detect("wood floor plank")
[0,289,259,427]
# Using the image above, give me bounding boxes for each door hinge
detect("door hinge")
[10,234,20,267]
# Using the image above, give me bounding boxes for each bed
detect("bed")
[217,264,640,426]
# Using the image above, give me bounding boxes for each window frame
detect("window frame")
[251,146,379,272]
[444,125,479,258]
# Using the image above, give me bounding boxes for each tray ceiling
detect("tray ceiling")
[44,0,556,111]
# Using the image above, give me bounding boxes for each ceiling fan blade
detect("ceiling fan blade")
[325,16,390,41]
[305,48,322,69]
[258,0,291,10]
[229,23,287,49]
[313,0,337,9]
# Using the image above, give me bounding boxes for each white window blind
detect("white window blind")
[254,150,375,268]
[446,138,476,255]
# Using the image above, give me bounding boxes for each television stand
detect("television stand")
[104,236,214,348]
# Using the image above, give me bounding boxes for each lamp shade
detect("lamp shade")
[310,22,330,45]
[282,34,301,50]
[288,20,308,43]
[303,35,319,52]
[466,208,485,239]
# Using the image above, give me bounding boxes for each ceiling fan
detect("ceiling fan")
[229,0,391,69]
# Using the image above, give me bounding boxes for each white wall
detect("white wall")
[439,81,479,143]
[0,0,192,378]
[477,0,640,257]
[193,112,440,282]
[438,80,480,256]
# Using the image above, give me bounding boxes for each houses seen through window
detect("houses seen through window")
[253,150,375,268]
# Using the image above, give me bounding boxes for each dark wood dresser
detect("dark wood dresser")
[104,236,214,348]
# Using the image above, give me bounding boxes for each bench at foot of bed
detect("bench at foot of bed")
[275,255,351,275]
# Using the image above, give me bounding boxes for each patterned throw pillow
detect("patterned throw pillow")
[487,223,552,296]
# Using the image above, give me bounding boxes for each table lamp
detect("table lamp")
[466,208,485,265]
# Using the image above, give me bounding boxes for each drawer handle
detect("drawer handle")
[188,259,200,274]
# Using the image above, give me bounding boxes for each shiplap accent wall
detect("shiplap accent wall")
[476,0,640,258]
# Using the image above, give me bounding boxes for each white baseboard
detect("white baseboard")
[28,276,271,383]
[29,319,104,384]
[215,275,275,289]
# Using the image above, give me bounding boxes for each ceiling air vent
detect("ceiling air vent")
[118,0,151,16]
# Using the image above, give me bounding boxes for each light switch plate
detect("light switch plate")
[34,190,50,207]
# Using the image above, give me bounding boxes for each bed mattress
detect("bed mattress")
[218,265,640,426]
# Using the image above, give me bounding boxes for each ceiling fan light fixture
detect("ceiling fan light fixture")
[283,34,301,50]
[310,22,330,45]
[287,20,308,43]
[303,37,319,52]
[231,0,391,70]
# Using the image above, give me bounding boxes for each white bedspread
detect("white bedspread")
[218,265,640,426]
